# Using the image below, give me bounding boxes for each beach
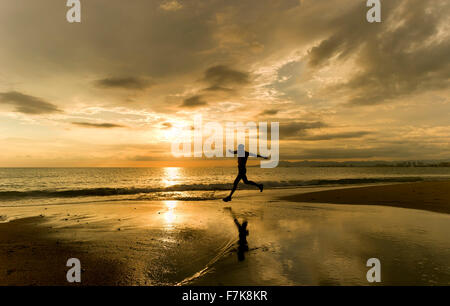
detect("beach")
[1,181,450,286]
[281,181,450,214]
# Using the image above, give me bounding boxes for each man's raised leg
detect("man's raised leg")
[242,175,263,192]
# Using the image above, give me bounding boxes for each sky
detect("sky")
[0,0,449,167]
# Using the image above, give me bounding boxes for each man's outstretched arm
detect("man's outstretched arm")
[229,149,268,159]
[257,153,269,159]
[248,152,269,159]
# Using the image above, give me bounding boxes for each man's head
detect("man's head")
[237,144,245,157]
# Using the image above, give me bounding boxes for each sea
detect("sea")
[0,167,449,207]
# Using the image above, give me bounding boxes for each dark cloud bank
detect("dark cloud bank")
[95,77,152,90]
[0,91,61,115]
[71,122,126,128]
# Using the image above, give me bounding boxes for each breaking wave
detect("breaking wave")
[0,177,424,200]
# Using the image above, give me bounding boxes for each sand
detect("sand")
[280,181,450,214]
[1,182,450,286]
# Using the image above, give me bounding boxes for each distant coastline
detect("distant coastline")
[274,160,450,167]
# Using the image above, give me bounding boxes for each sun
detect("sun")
[162,123,192,143]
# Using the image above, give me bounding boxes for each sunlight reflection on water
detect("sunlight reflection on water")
[163,200,178,228]
[162,167,181,187]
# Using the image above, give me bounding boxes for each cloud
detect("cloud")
[129,155,161,161]
[180,95,208,108]
[202,65,250,89]
[161,122,172,129]
[181,65,251,108]
[294,147,407,160]
[203,85,234,92]
[300,131,371,141]
[95,77,152,90]
[307,0,450,106]
[0,91,61,115]
[71,122,126,128]
[160,0,183,11]
[280,138,450,160]
[280,121,326,139]
[260,109,279,116]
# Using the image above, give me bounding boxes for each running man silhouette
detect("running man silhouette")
[223,144,268,202]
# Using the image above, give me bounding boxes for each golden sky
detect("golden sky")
[0,0,449,166]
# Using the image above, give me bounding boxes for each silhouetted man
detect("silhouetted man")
[223,144,267,202]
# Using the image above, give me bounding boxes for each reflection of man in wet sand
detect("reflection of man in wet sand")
[223,144,268,202]
[234,218,249,261]
[225,207,249,261]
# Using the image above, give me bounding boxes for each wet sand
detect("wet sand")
[1,182,450,285]
[281,181,450,214]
